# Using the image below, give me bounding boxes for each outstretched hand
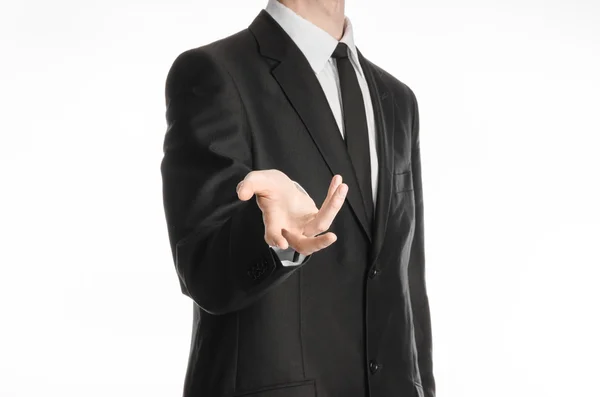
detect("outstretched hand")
[237,170,348,256]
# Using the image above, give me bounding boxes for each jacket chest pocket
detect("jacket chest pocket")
[394,170,414,193]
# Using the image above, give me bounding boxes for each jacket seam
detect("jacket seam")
[299,268,306,378]
[206,56,245,393]
[214,56,254,169]
[234,310,240,392]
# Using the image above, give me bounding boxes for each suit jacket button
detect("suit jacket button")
[368,267,380,279]
[369,360,380,374]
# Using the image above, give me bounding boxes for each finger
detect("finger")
[303,183,347,237]
[262,211,290,249]
[237,171,271,201]
[265,234,289,250]
[283,228,337,256]
[316,175,342,223]
[265,228,289,250]
[264,227,289,249]
[301,176,342,237]
[326,174,343,198]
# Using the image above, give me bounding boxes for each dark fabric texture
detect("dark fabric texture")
[161,9,435,397]
[332,42,374,230]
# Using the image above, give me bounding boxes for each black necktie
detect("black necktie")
[331,42,374,227]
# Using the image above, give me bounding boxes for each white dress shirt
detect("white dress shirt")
[265,0,379,266]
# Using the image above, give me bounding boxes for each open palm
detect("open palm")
[237,169,348,256]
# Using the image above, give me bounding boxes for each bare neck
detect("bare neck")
[279,0,346,40]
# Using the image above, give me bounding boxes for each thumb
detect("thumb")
[237,171,273,201]
[236,180,253,201]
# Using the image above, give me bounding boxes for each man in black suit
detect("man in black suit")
[161,1,435,396]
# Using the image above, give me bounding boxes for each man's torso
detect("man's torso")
[172,10,423,397]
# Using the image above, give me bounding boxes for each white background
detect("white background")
[1,0,599,396]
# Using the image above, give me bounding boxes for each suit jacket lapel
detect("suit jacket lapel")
[249,10,373,242]
[357,49,395,266]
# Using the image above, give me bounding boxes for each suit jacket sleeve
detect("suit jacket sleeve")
[161,49,311,315]
[408,90,436,397]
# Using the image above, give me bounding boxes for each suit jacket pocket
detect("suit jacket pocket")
[232,379,316,397]
[394,170,414,193]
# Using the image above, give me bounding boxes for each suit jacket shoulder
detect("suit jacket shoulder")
[365,58,418,106]
[164,28,258,105]
[360,56,420,147]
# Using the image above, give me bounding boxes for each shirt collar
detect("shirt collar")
[265,0,363,76]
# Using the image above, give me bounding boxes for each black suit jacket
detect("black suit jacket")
[161,9,435,397]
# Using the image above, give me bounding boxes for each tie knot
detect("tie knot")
[332,42,349,59]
